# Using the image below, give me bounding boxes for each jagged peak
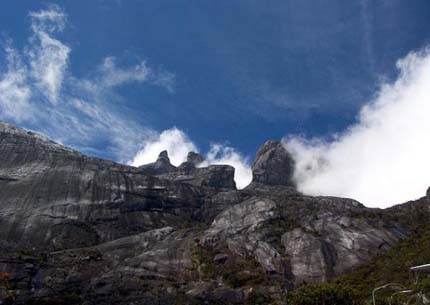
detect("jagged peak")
[251,140,295,187]
[186,151,205,166]
[139,150,176,175]
[157,150,170,162]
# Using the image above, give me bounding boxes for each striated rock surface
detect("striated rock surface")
[0,121,425,305]
[0,122,205,251]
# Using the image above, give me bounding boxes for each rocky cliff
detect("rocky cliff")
[0,122,426,305]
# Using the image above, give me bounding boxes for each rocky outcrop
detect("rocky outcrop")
[202,194,404,284]
[250,140,295,187]
[178,164,236,189]
[0,121,423,305]
[153,151,237,189]
[177,152,204,174]
[139,150,177,175]
[187,151,205,165]
[281,213,402,282]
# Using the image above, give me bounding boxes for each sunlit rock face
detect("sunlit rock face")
[0,121,422,305]
[0,122,204,250]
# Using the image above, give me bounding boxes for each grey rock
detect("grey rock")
[202,198,285,274]
[137,150,236,189]
[161,164,237,189]
[213,253,228,264]
[250,140,295,187]
[202,198,278,244]
[186,283,244,305]
[202,193,404,281]
[0,121,424,305]
[139,150,177,175]
[0,122,204,251]
[176,152,204,175]
[187,151,205,165]
[281,213,402,283]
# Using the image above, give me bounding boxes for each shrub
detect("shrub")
[286,283,361,305]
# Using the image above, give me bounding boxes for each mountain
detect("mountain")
[0,121,427,305]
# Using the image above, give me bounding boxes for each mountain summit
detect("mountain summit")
[251,140,295,187]
[0,121,427,305]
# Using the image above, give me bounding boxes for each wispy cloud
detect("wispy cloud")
[0,4,175,161]
[27,4,70,105]
[0,43,32,121]
[98,56,150,87]
[285,48,430,208]
[98,56,175,92]
[28,4,67,33]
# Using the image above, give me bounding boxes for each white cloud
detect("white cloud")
[129,128,197,166]
[28,4,67,33]
[203,144,252,189]
[0,45,32,121]
[1,5,247,183]
[284,48,430,208]
[28,5,70,105]
[98,56,175,92]
[151,69,176,93]
[0,5,175,161]
[129,128,252,189]
[99,56,151,87]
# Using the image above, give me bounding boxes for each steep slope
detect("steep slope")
[287,196,430,304]
[0,122,420,305]
[0,122,208,251]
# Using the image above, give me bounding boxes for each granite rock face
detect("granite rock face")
[157,152,237,189]
[0,121,423,305]
[0,123,205,251]
[139,150,236,189]
[250,140,295,187]
[202,194,404,284]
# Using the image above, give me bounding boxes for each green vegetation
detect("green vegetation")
[192,225,430,304]
[192,245,278,304]
[192,245,269,287]
[246,289,275,305]
[287,220,430,305]
[286,283,360,305]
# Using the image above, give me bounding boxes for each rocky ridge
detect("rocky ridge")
[0,121,425,305]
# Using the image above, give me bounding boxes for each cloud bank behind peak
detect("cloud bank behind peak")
[128,128,253,189]
[284,48,430,208]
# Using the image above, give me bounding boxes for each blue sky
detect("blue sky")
[1,1,430,206]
